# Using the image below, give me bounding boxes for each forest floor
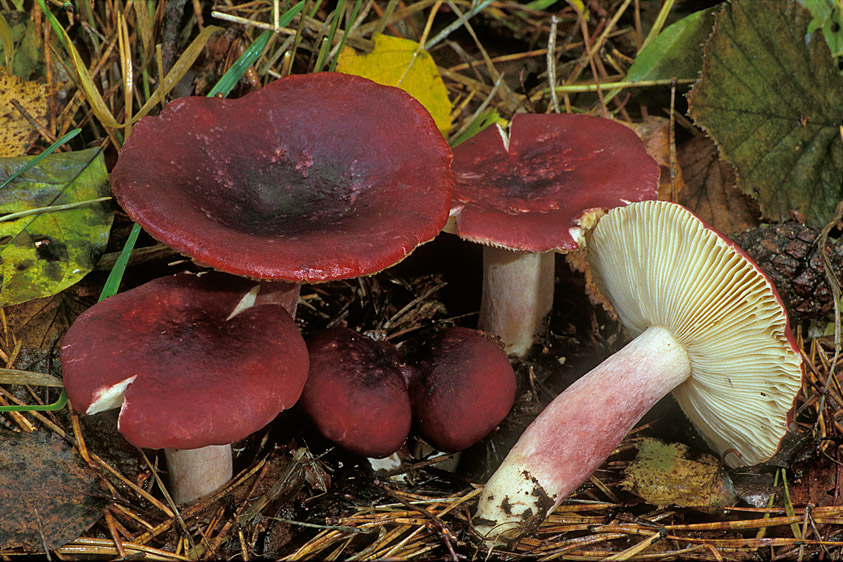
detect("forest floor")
[1,1,842,560]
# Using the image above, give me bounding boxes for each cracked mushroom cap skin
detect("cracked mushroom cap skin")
[300,327,413,458]
[587,200,804,467]
[60,272,310,450]
[110,72,453,283]
[448,113,659,251]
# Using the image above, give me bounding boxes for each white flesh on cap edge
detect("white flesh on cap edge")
[475,200,803,544]
[86,375,136,414]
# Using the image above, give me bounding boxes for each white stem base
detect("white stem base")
[164,445,233,504]
[475,326,691,543]
[478,247,555,358]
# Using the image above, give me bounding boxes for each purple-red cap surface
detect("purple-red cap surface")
[300,327,412,458]
[408,327,516,452]
[110,72,454,282]
[449,113,659,252]
[61,272,309,450]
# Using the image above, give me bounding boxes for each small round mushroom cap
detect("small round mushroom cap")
[300,328,412,458]
[586,200,804,466]
[60,272,309,450]
[408,327,516,452]
[449,113,659,251]
[110,72,453,282]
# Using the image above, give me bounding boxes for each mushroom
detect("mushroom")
[299,327,412,458]
[474,200,804,542]
[60,272,309,504]
[407,327,516,452]
[447,113,659,357]
[109,72,454,316]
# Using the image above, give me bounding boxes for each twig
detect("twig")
[547,15,560,113]
[376,482,460,561]
[160,0,189,74]
[813,201,843,437]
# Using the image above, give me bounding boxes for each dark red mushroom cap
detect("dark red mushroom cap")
[110,72,454,282]
[60,272,309,450]
[449,113,659,251]
[408,327,516,452]
[300,327,412,458]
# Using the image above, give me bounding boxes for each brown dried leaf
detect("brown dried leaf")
[0,71,53,157]
[677,134,761,236]
[621,438,738,509]
[626,117,668,165]
[789,457,838,507]
[625,116,684,201]
[3,291,89,351]
[0,431,109,551]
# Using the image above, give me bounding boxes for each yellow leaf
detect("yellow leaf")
[0,70,53,157]
[621,438,737,509]
[337,34,452,135]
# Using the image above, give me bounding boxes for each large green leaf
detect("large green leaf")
[626,6,718,83]
[688,0,843,227]
[0,148,112,306]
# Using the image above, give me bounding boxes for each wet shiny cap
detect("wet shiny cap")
[449,113,659,251]
[111,73,453,282]
[60,272,310,450]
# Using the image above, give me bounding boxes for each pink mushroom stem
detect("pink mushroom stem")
[478,247,555,357]
[474,326,690,542]
[163,445,233,505]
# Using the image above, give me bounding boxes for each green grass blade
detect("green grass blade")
[207,29,273,98]
[0,128,81,191]
[279,1,306,27]
[205,0,307,98]
[425,0,493,50]
[328,0,363,72]
[314,0,343,72]
[0,391,67,412]
[99,222,141,301]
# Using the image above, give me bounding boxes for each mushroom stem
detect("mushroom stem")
[475,325,690,543]
[163,445,233,504]
[478,246,555,357]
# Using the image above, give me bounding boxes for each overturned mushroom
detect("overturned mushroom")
[475,201,803,543]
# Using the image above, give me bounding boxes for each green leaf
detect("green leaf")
[688,0,843,227]
[0,148,113,306]
[449,107,506,148]
[798,0,843,59]
[626,6,718,83]
[0,11,53,80]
